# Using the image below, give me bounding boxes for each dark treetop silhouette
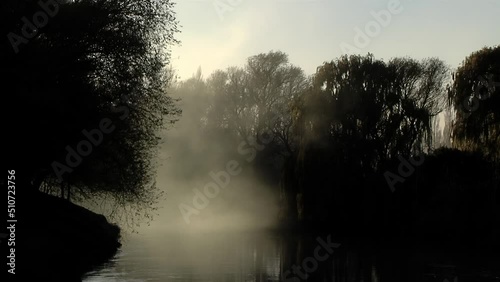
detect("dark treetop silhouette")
[2,0,180,210]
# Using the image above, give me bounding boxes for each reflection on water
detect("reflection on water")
[83,231,500,282]
[83,232,281,282]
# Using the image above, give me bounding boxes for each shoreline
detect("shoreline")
[22,191,121,281]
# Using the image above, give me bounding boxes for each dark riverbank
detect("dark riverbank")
[21,191,121,281]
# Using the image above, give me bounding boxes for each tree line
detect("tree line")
[2,0,498,241]
[173,46,500,246]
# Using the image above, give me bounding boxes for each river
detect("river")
[82,230,500,282]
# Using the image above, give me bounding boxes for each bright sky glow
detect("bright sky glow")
[170,0,500,80]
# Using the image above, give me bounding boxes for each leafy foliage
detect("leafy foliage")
[2,0,180,219]
[295,54,448,172]
[448,46,500,160]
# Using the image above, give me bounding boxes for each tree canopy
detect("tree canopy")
[295,54,448,172]
[2,0,180,211]
[204,51,309,156]
[448,45,500,160]
[157,47,500,243]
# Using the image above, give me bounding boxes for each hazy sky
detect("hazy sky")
[170,0,499,80]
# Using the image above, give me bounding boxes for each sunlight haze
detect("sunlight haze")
[171,0,500,79]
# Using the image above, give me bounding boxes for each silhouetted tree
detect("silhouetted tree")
[205,51,309,157]
[2,0,180,210]
[287,54,448,224]
[448,46,500,160]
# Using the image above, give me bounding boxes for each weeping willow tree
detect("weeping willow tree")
[295,54,448,172]
[448,46,500,161]
[286,54,448,223]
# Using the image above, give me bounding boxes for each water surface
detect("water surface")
[83,230,500,282]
